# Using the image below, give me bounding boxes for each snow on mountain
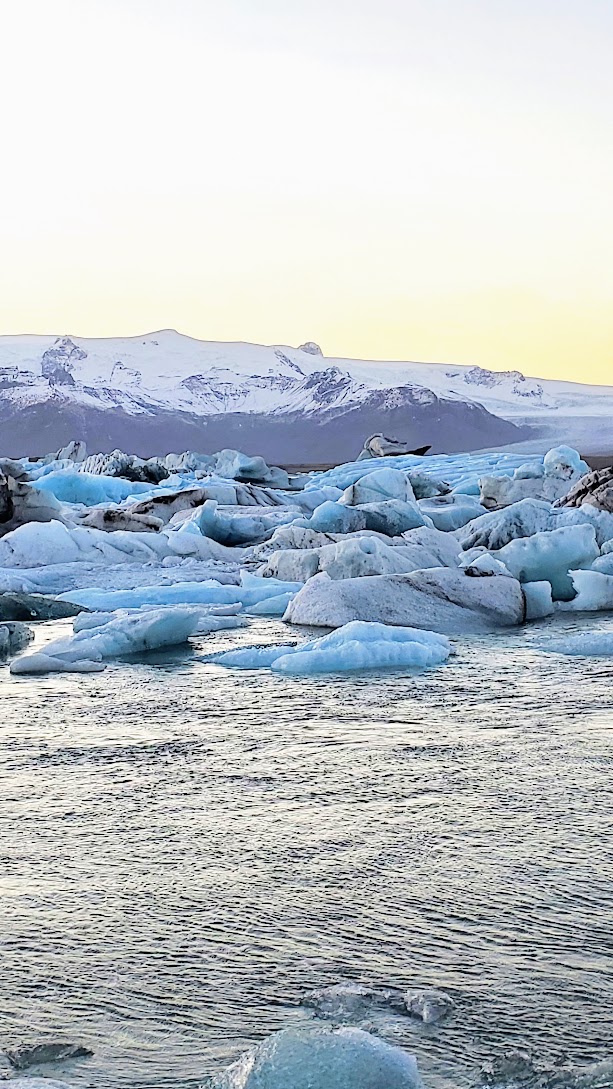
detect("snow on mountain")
[0,330,610,461]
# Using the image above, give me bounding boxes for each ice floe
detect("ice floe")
[10,605,204,674]
[211,620,451,674]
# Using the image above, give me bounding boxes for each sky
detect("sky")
[0,0,611,383]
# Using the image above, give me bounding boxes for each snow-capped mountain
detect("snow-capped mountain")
[0,330,610,461]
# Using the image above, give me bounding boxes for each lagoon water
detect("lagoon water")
[0,614,612,1089]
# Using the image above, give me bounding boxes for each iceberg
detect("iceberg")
[258,529,460,583]
[244,592,296,616]
[59,573,303,612]
[458,498,613,553]
[182,499,295,546]
[495,524,598,600]
[308,501,368,534]
[357,499,428,535]
[212,1025,422,1089]
[211,621,451,674]
[302,983,393,1020]
[478,445,588,508]
[284,569,525,633]
[522,581,554,619]
[10,605,203,675]
[417,493,485,532]
[559,570,613,612]
[339,467,416,506]
[0,518,240,570]
[32,469,152,505]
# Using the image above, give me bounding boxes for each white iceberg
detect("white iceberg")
[523,581,554,619]
[212,1025,422,1089]
[459,498,613,553]
[339,467,416,506]
[0,519,238,569]
[495,524,598,600]
[10,605,203,675]
[418,493,485,532]
[59,572,302,612]
[211,621,451,674]
[32,469,152,505]
[559,570,613,612]
[478,445,588,508]
[284,569,525,633]
[182,499,295,546]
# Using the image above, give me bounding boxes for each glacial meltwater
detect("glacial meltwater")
[1,613,612,1089]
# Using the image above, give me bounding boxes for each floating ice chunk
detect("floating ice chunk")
[32,470,151,505]
[212,1025,422,1089]
[4,1041,93,1070]
[458,500,555,552]
[245,592,296,616]
[212,448,289,487]
[459,498,613,552]
[404,989,455,1024]
[59,573,302,612]
[406,470,450,499]
[418,494,484,532]
[513,460,545,480]
[284,570,525,634]
[302,983,392,1020]
[272,622,451,675]
[258,536,446,583]
[10,606,202,675]
[478,446,588,508]
[399,526,462,569]
[523,581,554,619]
[461,553,513,577]
[542,632,613,656]
[496,524,598,600]
[358,499,428,536]
[543,445,588,477]
[11,653,105,675]
[72,605,246,635]
[340,468,416,506]
[560,570,613,612]
[308,501,368,534]
[210,644,299,669]
[184,500,294,546]
[213,621,451,675]
[0,592,81,621]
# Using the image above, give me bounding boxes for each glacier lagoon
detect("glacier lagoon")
[1,610,612,1089]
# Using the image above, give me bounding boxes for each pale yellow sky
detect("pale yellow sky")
[0,0,611,383]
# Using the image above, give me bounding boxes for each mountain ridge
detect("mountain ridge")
[0,331,610,460]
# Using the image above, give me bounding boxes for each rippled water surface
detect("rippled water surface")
[1,614,612,1088]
